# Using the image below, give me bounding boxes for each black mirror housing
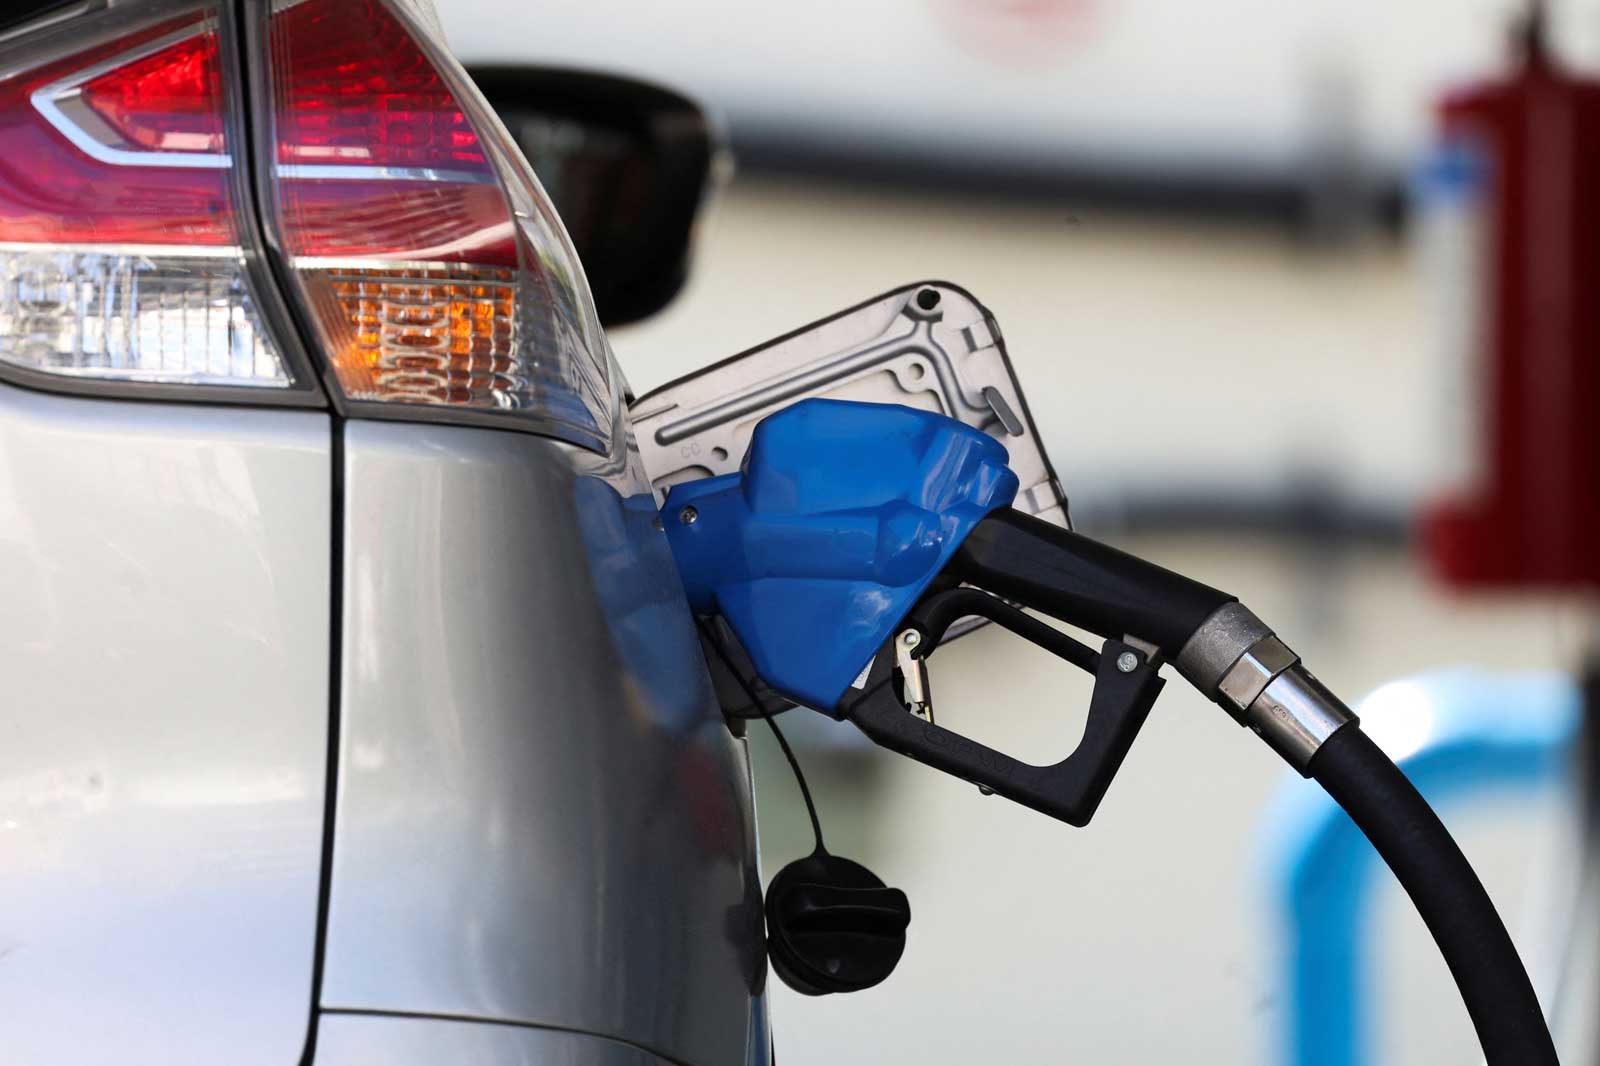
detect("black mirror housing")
[468,66,723,328]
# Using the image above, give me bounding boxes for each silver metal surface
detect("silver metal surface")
[1174,601,1275,698]
[1241,664,1358,772]
[629,282,1070,530]
[896,629,931,718]
[313,1013,679,1066]
[1215,634,1299,713]
[324,421,764,1066]
[0,240,240,258]
[276,163,500,183]
[1116,650,1140,674]
[1122,634,1162,663]
[0,381,330,1066]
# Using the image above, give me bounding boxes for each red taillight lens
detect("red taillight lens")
[266,0,614,447]
[273,1,490,175]
[0,16,232,246]
[78,31,226,155]
[0,5,292,389]
[267,0,505,265]
[270,0,511,265]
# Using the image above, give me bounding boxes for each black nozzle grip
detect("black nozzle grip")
[950,509,1234,658]
[843,636,1163,826]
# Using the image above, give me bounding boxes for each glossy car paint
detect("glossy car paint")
[315,1012,676,1066]
[0,380,330,1066]
[1,1,770,1059]
[321,420,766,1066]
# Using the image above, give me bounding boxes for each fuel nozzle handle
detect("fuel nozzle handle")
[951,508,1355,773]
[951,508,1235,659]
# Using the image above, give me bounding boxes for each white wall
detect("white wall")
[442,0,1600,177]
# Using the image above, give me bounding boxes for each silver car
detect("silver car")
[1,0,768,1063]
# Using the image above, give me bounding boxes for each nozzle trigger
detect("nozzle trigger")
[836,587,1164,827]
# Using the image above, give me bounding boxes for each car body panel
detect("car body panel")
[321,421,765,1066]
[0,380,330,1066]
[314,1012,676,1066]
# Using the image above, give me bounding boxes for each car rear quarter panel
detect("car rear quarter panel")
[0,381,330,1066]
[321,421,766,1066]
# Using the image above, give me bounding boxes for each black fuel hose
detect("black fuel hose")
[1309,723,1559,1066]
[858,506,1560,1057]
[956,508,1560,1060]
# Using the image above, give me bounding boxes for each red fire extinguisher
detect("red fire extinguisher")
[1420,5,1600,590]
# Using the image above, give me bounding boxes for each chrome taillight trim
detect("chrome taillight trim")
[277,163,500,184]
[29,22,234,169]
[0,239,241,257]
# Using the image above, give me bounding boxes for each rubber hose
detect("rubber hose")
[1308,723,1559,1065]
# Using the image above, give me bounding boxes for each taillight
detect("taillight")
[0,0,613,444]
[0,4,299,391]
[264,0,616,449]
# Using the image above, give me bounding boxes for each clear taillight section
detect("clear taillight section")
[0,250,280,385]
[267,0,614,447]
[0,5,292,389]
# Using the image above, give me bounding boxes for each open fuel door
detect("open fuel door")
[630,280,1068,715]
[631,281,1066,524]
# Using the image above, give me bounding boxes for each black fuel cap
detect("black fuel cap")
[764,850,911,996]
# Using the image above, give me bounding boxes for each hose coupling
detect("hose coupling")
[1178,604,1356,772]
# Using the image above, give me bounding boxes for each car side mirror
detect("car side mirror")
[468,65,724,328]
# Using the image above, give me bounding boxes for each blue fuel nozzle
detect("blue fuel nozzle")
[661,398,1018,713]
[661,397,1230,827]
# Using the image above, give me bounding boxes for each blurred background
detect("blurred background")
[442,2,1600,1063]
